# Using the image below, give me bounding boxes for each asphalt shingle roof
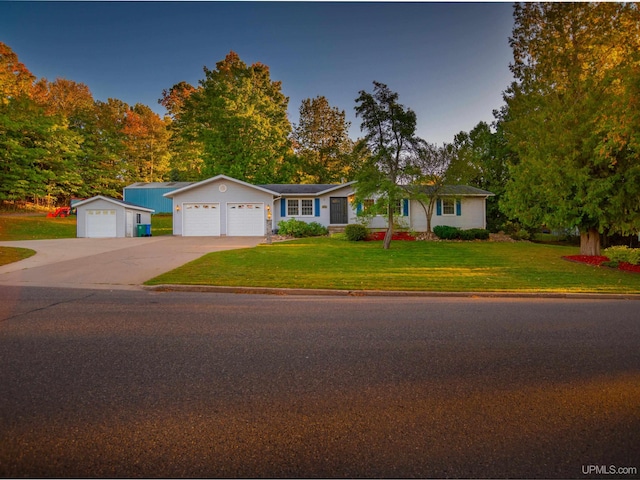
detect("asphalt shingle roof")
[259,184,344,195]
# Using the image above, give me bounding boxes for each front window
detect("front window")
[301,199,313,216]
[442,199,455,215]
[287,199,299,216]
[287,199,314,216]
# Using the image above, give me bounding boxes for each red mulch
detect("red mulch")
[366,231,416,241]
[562,255,640,273]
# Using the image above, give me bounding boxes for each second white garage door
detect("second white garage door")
[183,203,220,236]
[227,203,264,236]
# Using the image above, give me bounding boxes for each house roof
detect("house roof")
[417,185,495,197]
[73,195,155,212]
[259,181,356,196]
[125,182,194,189]
[163,174,280,198]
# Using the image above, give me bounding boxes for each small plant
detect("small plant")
[277,219,328,238]
[344,223,369,241]
[604,245,640,265]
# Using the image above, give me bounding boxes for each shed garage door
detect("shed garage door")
[183,203,220,236]
[227,203,264,236]
[86,209,117,238]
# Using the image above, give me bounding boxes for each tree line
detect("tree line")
[2,1,640,255]
[0,45,359,208]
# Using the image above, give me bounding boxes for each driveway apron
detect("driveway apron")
[0,236,262,290]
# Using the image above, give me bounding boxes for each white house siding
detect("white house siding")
[409,197,487,231]
[273,185,356,230]
[76,198,152,238]
[169,178,274,236]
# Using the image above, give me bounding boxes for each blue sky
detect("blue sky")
[1,1,515,145]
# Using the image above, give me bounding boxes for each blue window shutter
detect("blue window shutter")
[402,199,409,216]
[280,199,286,217]
[314,198,320,217]
[436,199,442,216]
[356,202,362,214]
[456,199,462,216]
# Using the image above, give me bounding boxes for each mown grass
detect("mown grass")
[0,215,77,240]
[146,237,640,294]
[150,214,173,236]
[0,247,36,266]
[0,213,173,240]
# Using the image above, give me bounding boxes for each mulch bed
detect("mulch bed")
[563,255,640,273]
[366,231,416,241]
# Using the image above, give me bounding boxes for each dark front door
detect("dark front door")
[330,197,348,224]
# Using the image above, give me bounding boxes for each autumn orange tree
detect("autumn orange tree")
[1,42,172,207]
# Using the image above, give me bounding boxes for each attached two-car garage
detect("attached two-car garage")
[181,202,265,237]
[167,175,275,237]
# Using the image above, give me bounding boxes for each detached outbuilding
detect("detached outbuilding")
[75,196,155,238]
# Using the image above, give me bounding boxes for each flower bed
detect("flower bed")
[563,255,640,273]
[366,231,416,241]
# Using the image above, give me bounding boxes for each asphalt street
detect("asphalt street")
[1,286,639,478]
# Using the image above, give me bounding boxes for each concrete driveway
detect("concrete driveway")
[0,236,263,290]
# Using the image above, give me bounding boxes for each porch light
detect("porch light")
[266,205,272,220]
[176,205,180,212]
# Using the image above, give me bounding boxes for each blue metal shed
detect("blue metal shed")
[123,182,194,213]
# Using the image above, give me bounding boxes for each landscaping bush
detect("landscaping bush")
[344,223,369,241]
[604,245,640,265]
[433,226,489,241]
[277,219,328,237]
[467,228,490,240]
[433,225,461,240]
[459,229,477,241]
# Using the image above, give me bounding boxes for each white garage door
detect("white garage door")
[86,209,117,238]
[227,203,264,236]
[183,203,220,236]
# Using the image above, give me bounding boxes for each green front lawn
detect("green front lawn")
[146,237,640,294]
[0,247,36,266]
[0,213,172,241]
[0,215,77,241]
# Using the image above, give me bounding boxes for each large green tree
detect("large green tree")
[354,81,425,249]
[292,95,355,183]
[172,51,292,183]
[451,120,512,232]
[501,2,640,255]
[0,96,83,206]
[159,81,204,181]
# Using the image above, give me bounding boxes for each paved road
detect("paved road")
[1,287,638,478]
[0,236,262,289]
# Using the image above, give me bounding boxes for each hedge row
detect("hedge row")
[277,219,328,237]
[433,226,490,240]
